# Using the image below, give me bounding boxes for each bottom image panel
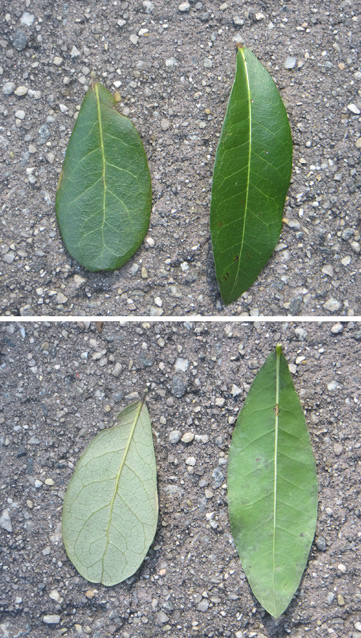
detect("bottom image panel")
[0,321,360,638]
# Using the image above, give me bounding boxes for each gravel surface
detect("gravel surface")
[1,320,361,637]
[0,0,360,316]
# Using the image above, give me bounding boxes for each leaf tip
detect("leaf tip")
[276,344,283,356]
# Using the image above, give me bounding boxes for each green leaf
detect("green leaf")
[210,47,293,304]
[62,398,158,586]
[56,82,152,271]
[227,345,318,618]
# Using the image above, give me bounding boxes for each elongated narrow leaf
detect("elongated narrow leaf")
[210,47,293,304]
[62,399,158,586]
[56,82,152,271]
[227,346,318,618]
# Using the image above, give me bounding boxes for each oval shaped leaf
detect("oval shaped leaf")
[210,47,293,304]
[56,82,152,271]
[227,346,318,618]
[62,398,158,586]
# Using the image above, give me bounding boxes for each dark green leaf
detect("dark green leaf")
[227,346,318,617]
[56,82,152,271]
[62,398,158,585]
[210,47,293,304]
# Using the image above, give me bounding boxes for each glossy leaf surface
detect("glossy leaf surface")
[210,47,293,304]
[228,346,318,617]
[56,82,151,271]
[62,399,158,585]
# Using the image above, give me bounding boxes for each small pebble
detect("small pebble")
[15,109,25,120]
[53,56,63,66]
[356,138,361,149]
[175,358,189,372]
[165,57,177,68]
[285,56,297,69]
[337,593,345,606]
[12,30,28,51]
[215,397,225,407]
[231,384,242,397]
[333,442,343,456]
[338,563,347,574]
[316,537,327,551]
[3,252,15,264]
[43,615,60,625]
[348,103,360,115]
[185,456,196,466]
[171,376,186,398]
[70,46,81,58]
[156,611,169,623]
[355,622,361,632]
[331,323,343,334]
[49,589,62,602]
[161,118,170,131]
[181,432,194,443]
[178,1,190,11]
[20,12,35,26]
[14,85,28,97]
[169,430,181,444]
[197,599,209,612]
[56,292,68,304]
[322,264,333,277]
[3,81,15,95]
[143,1,154,12]
[45,478,54,486]
[112,362,122,377]
[130,34,139,45]
[323,298,341,312]
[0,509,12,533]
[295,327,307,340]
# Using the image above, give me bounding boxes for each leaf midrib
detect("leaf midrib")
[231,48,252,296]
[272,345,281,612]
[95,83,107,253]
[101,399,144,581]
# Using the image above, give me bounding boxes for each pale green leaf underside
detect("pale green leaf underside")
[227,346,318,617]
[56,82,152,271]
[210,48,293,304]
[62,400,158,586]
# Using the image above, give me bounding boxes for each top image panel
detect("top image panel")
[1,0,360,317]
